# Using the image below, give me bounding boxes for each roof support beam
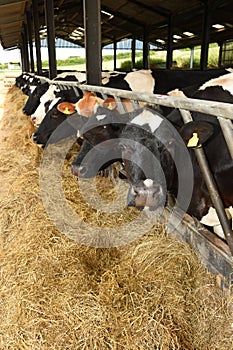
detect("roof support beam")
[20,45,25,71]
[32,0,42,75]
[200,1,212,70]
[166,15,174,69]
[44,0,57,79]
[143,27,149,69]
[83,0,101,85]
[131,36,136,69]
[113,39,117,70]
[26,10,34,73]
[22,26,29,72]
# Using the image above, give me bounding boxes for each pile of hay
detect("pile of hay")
[0,86,232,349]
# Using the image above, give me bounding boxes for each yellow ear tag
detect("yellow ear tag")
[63,107,71,115]
[187,132,200,148]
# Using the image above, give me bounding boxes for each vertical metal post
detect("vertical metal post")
[22,25,30,72]
[143,27,149,69]
[166,14,173,69]
[131,36,136,69]
[32,0,43,75]
[44,0,57,79]
[218,42,223,68]
[113,39,117,71]
[190,46,194,69]
[26,10,35,73]
[83,0,102,85]
[200,2,211,70]
[20,45,25,72]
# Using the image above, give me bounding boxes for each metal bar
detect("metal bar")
[179,108,233,255]
[33,76,233,120]
[217,117,233,158]
[114,96,126,114]
[73,86,81,97]
[131,100,140,109]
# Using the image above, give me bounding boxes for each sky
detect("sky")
[0,44,117,64]
[0,45,21,63]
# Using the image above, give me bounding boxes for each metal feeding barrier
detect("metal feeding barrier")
[35,75,233,289]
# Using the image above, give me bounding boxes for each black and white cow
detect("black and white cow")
[22,82,50,115]
[22,73,83,117]
[31,87,84,146]
[15,73,42,96]
[69,72,233,236]
[103,68,230,95]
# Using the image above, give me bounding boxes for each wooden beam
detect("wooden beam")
[0,0,25,5]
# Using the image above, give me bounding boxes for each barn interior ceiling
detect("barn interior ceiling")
[1,0,233,51]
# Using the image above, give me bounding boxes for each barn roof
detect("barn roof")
[1,0,233,51]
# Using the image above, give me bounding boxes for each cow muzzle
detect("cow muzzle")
[127,180,165,209]
[71,163,89,178]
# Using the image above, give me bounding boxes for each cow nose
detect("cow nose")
[71,163,87,177]
[22,108,30,115]
[128,181,165,209]
[32,132,38,142]
[31,116,37,125]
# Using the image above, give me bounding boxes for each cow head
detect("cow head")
[22,82,49,115]
[120,110,216,211]
[32,98,86,147]
[119,122,170,210]
[71,138,122,178]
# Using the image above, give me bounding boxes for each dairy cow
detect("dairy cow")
[32,88,84,146]
[70,73,233,236]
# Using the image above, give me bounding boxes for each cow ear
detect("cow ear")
[179,121,215,148]
[57,102,76,115]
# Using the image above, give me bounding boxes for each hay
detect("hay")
[0,86,232,349]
